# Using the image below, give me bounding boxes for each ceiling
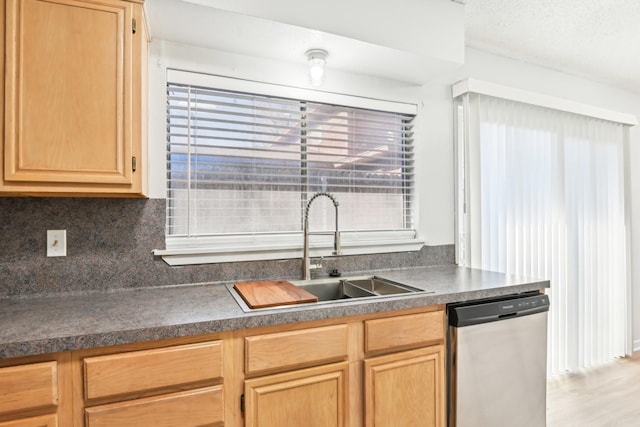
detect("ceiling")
[146,0,640,93]
[463,0,640,94]
[146,0,465,85]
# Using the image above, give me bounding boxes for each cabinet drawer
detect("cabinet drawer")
[0,361,58,415]
[84,341,222,400]
[365,311,444,354]
[0,414,57,427]
[245,324,348,375]
[85,386,223,427]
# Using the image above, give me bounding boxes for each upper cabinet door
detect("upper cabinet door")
[3,0,147,196]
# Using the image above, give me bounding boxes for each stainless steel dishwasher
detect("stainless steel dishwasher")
[448,292,550,427]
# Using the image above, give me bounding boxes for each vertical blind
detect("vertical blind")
[166,83,415,239]
[456,93,631,375]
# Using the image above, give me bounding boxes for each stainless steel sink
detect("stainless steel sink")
[295,277,422,301]
[227,275,430,312]
[341,277,422,295]
[294,280,376,301]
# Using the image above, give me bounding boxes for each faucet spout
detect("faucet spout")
[303,191,341,280]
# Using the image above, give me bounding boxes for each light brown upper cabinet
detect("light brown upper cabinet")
[2,0,148,196]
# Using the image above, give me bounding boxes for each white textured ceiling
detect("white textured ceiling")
[464,0,640,93]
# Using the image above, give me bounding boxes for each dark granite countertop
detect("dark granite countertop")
[0,265,549,359]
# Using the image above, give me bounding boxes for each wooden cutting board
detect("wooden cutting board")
[234,280,318,309]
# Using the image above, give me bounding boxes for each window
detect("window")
[159,72,420,265]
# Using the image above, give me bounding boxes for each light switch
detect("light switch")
[47,230,67,257]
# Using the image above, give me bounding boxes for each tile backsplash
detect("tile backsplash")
[0,198,454,298]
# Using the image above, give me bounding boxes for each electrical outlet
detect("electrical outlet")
[47,230,67,257]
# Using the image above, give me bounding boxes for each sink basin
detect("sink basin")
[341,277,422,295]
[295,280,376,302]
[296,277,422,301]
[228,275,430,311]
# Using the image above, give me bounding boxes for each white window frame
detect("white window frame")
[153,70,422,266]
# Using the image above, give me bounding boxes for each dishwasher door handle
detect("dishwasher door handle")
[498,312,518,319]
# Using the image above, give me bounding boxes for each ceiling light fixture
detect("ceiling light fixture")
[306,49,328,87]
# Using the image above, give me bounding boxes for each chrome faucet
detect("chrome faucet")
[303,191,341,280]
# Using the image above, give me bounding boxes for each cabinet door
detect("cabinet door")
[364,346,445,427]
[244,362,348,427]
[4,0,138,190]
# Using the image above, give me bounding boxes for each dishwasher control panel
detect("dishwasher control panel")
[498,294,548,315]
[449,293,550,327]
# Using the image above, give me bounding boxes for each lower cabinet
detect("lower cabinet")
[241,306,446,427]
[362,310,446,427]
[242,324,350,427]
[0,305,445,427]
[0,353,71,427]
[76,341,226,427]
[244,362,349,427]
[364,346,445,427]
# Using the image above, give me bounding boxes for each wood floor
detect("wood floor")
[547,352,640,427]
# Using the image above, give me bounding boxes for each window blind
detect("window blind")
[455,92,631,375]
[166,83,415,240]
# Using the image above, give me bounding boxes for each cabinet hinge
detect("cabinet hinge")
[132,18,137,34]
[240,394,245,415]
[132,156,137,172]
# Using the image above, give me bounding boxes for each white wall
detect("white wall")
[174,0,465,64]
[147,40,640,349]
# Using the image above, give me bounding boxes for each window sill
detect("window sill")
[153,234,424,266]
